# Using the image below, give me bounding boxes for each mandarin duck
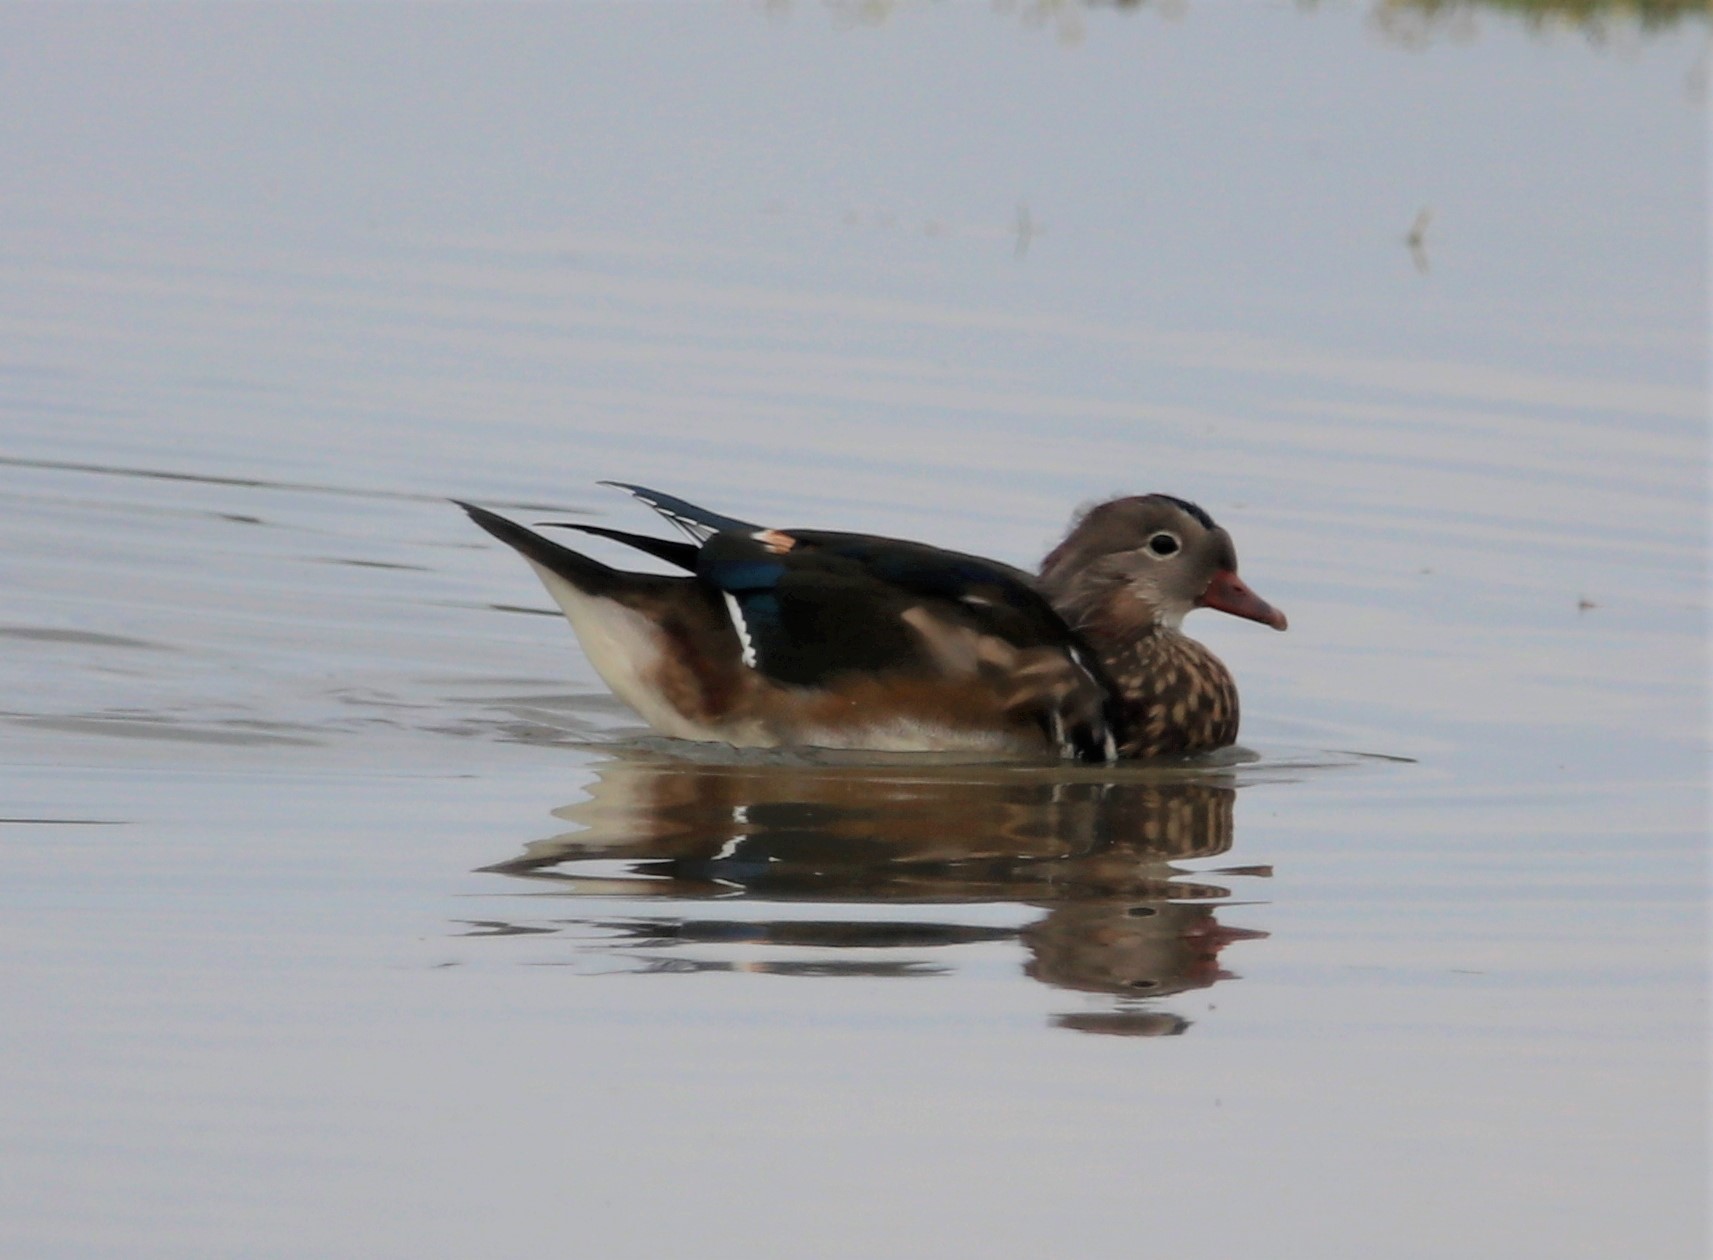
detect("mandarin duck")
[457,484,1284,761]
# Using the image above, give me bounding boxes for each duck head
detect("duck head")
[1039,495,1287,639]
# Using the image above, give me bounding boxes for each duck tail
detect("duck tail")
[536,521,700,573]
[454,501,632,599]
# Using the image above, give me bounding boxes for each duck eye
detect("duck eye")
[1146,532,1180,557]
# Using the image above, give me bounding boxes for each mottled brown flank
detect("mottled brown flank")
[637,587,1107,751]
[647,606,1058,751]
[761,672,1039,746]
[646,586,1240,757]
[900,607,1108,742]
[1103,632,1240,758]
[646,594,746,724]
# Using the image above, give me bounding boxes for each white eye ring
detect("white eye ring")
[1145,531,1181,558]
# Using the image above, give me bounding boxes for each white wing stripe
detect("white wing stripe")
[723,592,758,668]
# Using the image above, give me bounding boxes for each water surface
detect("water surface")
[0,5,1705,1258]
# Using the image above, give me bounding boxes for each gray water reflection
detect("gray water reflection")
[477,753,1273,1033]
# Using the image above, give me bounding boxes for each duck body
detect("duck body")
[459,484,1284,762]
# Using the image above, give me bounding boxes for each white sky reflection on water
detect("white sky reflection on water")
[0,4,1706,1259]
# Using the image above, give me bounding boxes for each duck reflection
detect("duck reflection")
[475,750,1269,1034]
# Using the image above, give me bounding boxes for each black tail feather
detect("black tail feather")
[537,521,699,572]
[598,482,759,541]
[454,501,632,599]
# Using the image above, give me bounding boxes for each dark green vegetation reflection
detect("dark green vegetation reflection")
[1372,0,1709,33]
[819,0,1708,37]
[474,754,1274,1036]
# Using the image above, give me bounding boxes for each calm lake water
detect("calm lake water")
[1,5,1706,1258]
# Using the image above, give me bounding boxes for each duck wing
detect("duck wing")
[495,484,1124,760]
[699,527,1122,762]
